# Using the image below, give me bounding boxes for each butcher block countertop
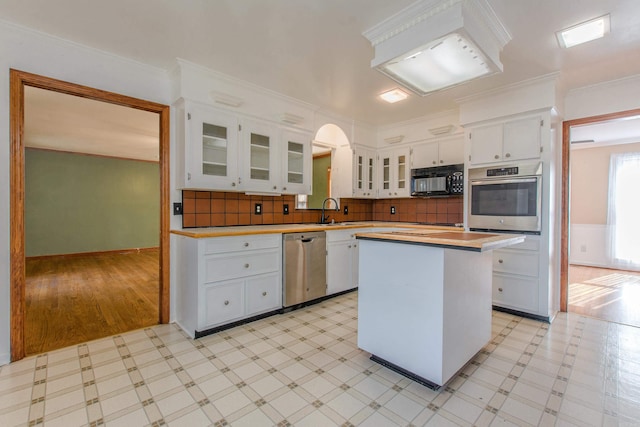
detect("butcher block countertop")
[171,222,462,238]
[355,230,526,252]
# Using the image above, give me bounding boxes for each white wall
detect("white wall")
[565,74,640,120]
[0,21,172,364]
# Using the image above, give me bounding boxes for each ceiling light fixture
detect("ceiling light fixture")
[363,0,511,96]
[379,88,409,103]
[556,14,610,48]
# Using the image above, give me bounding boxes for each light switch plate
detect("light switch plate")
[173,202,183,215]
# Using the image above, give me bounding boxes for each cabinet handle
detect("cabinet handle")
[244,242,249,247]
[187,172,191,180]
[440,160,443,164]
[231,182,236,187]
[498,259,503,263]
[498,288,503,292]
[273,185,277,190]
[348,245,351,248]
[262,291,267,296]
[494,154,500,159]
[505,153,511,158]
[283,186,287,191]
[353,244,357,248]
[224,300,230,305]
[432,161,437,165]
[244,263,250,268]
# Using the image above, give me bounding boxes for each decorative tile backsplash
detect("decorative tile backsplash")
[181,191,462,228]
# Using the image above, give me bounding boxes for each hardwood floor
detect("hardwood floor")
[568,264,640,327]
[25,249,159,355]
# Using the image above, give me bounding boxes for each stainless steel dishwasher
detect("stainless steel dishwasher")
[283,231,327,307]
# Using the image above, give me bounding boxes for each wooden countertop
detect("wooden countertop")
[171,222,463,238]
[355,230,526,252]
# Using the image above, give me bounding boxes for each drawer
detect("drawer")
[506,236,539,251]
[493,274,539,313]
[203,234,280,254]
[326,228,365,243]
[204,249,280,283]
[493,250,539,277]
[200,280,245,329]
[246,272,282,315]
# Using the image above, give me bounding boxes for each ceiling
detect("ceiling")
[6,0,640,158]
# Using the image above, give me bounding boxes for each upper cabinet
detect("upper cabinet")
[468,116,542,165]
[411,136,464,168]
[353,147,376,198]
[281,129,312,194]
[177,101,240,191]
[378,147,411,198]
[176,99,311,194]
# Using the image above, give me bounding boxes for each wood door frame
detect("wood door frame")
[10,69,171,361]
[560,107,640,311]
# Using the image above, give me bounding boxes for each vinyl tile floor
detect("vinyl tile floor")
[1,292,639,426]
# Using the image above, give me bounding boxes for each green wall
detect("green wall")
[25,149,160,257]
[308,155,331,209]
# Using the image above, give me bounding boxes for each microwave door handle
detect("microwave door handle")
[470,177,539,185]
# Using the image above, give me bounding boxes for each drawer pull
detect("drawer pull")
[231,182,236,187]
[494,154,499,159]
[348,245,351,248]
[273,185,277,190]
[353,244,357,248]
[505,153,511,158]
[244,263,250,268]
[498,288,503,292]
[498,259,504,263]
[244,242,249,247]
[262,291,267,296]
[224,300,230,305]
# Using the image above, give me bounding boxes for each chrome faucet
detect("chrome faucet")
[321,197,339,224]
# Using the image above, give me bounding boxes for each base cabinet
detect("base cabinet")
[326,229,361,295]
[175,234,282,338]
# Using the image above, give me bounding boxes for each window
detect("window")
[608,152,640,269]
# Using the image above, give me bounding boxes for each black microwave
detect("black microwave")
[411,164,464,197]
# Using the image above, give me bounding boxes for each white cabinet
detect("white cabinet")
[326,228,364,295]
[412,136,464,168]
[177,100,240,190]
[240,118,279,193]
[378,147,411,198]
[353,148,376,198]
[281,128,312,194]
[175,234,282,338]
[492,236,542,315]
[468,116,542,165]
[176,99,311,194]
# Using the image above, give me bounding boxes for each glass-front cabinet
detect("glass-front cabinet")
[179,101,239,190]
[354,147,376,198]
[281,129,312,194]
[378,147,410,198]
[240,118,278,193]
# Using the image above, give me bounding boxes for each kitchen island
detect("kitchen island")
[355,230,524,389]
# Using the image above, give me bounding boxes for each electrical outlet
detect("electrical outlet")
[390,206,396,215]
[283,204,289,215]
[173,202,183,215]
[254,203,262,215]
[343,205,348,215]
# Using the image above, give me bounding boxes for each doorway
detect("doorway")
[560,108,640,327]
[10,70,171,361]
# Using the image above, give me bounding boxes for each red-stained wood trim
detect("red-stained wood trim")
[560,108,640,312]
[10,69,171,361]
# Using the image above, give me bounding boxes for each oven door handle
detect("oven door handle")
[470,177,539,186]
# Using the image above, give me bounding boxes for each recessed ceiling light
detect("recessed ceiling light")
[556,14,610,48]
[379,88,409,103]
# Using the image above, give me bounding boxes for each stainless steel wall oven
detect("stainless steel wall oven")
[468,162,543,234]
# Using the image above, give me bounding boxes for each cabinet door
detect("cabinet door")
[327,240,354,294]
[394,148,411,197]
[493,274,539,313]
[503,117,541,161]
[187,105,239,190]
[379,151,393,197]
[240,119,279,193]
[469,124,503,164]
[281,129,312,194]
[438,137,464,166]
[354,149,376,198]
[246,272,282,315]
[411,142,439,168]
[200,280,245,329]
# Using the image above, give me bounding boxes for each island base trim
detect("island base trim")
[492,305,551,323]
[370,354,442,391]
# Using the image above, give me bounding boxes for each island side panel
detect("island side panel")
[441,248,493,383]
[357,239,446,385]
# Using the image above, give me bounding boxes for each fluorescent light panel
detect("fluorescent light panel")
[379,88,409,103]
[379,33,492,95]
[557,14,610,48]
